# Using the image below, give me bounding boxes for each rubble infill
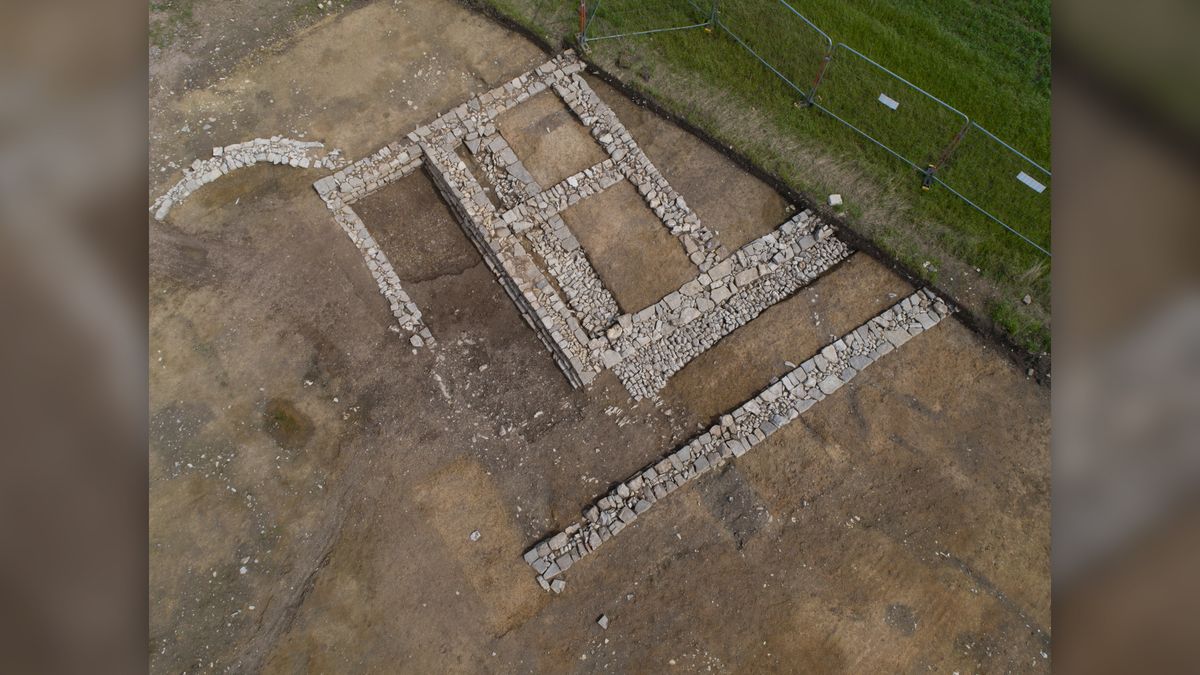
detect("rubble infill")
[523,288,953,591]
[150,137,345,221]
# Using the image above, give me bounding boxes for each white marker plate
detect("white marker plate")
[1016,171,1046,193]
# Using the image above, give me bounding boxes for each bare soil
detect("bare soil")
[583,74,793,254]
[149,1,1050,672]
[663,254,913,424]
[560,180,700,315]
[496,90,609,188]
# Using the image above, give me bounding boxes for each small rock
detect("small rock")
[410,334,424,347]
[828,193,843,207]
[818,374,843,395]
[597,614,609,630]
[1022,294,1032,305]
[551,579,566,594]
[602,350,621,368]
[469,530,481,542]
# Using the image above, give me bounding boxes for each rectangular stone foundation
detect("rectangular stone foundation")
[312,51,855,396]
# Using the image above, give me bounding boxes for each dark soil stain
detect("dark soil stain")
[263,398,315,451]
[885,602,918,636]
[702,465,772,549]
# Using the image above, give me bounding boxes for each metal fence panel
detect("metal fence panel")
[712,0,832,101]
[932,122,1051,256]
[579,1,1051,259]
[812,43,970,175]
[583,0,710,43]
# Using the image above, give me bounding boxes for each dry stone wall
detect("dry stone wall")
[420,136,599,384]
[523,289,953,591]
[313,165,434,346]
[609,212,850,398]
[319,141,424,206]
[151,137,345,221]
[247,51,859,391]
[153,54,860,389]
[553,77,723,269]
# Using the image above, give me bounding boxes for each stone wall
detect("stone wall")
[285,52,864,396]
[313,168,434,346]
[151,137,344,220]
[153,55,865,382]
[523,288,952,592]
[608,213,850,398]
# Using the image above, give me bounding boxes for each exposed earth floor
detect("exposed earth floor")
[148,0,1050,672]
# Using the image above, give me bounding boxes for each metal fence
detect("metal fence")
[579,0,1051,258]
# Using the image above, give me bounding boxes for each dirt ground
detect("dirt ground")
[495,90,609,189]
[560,180,699,314]
[149,1,1050,672]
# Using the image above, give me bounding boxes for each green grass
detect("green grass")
[149,0,196,49]
[473,0,1052,355]
[989,297,1050,354]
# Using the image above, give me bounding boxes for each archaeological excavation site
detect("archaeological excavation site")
[149,0,1049,671]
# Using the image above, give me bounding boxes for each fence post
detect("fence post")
[577,0,588,51]
[708,0,719,28]
[923,118,971,189]
[807,47,833,105]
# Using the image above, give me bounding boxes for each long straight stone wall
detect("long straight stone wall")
[421,137,596,384]
[523,288,952,591]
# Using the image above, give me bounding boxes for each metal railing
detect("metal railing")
[579,0,1051,258]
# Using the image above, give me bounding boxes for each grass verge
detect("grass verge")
[149,0,196,49]
[466,0,1052,366]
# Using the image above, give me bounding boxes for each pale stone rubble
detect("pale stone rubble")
[314,156,435,345]
[505,161,625,337]
[523,289,953,590]
[608,212,850,399]
[151,55,858,377]
[316,141,424,206]
[150,137,345,221]
[469,132,539,208]
[552,71,724,269]
[150,53,858,383]
[307,50,851,395]
[422,136,596,384]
